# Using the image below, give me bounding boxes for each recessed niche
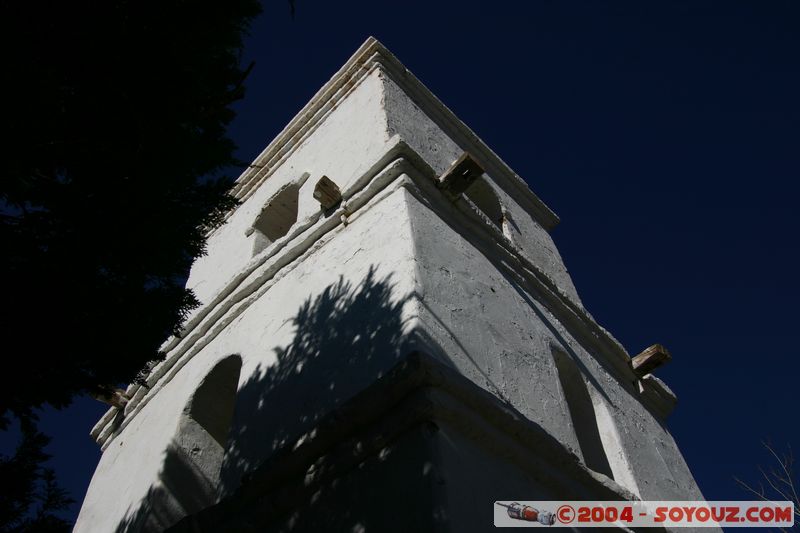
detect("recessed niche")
[551,348,614,479]
[464,178,503,227]
[252,184,300,255]
[142,355,242,530]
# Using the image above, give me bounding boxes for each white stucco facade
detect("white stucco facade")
[75,38,710,533]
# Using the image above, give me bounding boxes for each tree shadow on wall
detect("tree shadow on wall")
[218,266,413,497]
[113,267,420,532]
[114,442,217,533]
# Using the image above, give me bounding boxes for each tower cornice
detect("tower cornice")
[228,36,560,231]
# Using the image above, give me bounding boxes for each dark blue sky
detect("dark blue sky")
[11,0,799,523]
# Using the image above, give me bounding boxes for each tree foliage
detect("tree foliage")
[0,418,73,533]
[0,0,262,426]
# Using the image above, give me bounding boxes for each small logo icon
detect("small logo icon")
[496,502,556,525]
[556,504,575,524]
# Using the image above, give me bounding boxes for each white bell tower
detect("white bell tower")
[75,37,708,532]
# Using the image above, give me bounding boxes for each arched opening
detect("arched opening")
[171,355,242,510]
[252,183,300,255]
[464,178,503,227]
[129,355,242,533]
[551,349,614,479]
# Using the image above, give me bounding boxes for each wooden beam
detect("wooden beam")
[93,388,130,409]
[631,344,672,377]
[437,152,484,196]
[313,175,342,210]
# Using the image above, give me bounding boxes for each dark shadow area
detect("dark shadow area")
[114,442,217,533]
[464,177,503,227]
[114,356,241,533]
[219,266,412,495]
[111,268,413,532]
[112,260,625,531]
[252,183,301,255]
[184,355,242,449]
[404,181,618,407]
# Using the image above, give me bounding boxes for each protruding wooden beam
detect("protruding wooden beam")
[436,152,484,196]
[93,388,130,409]
[313,175,342,210]
[631,344,672,377]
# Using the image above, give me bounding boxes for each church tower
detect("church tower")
[75,38,707,532]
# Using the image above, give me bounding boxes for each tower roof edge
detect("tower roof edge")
[230,37,560,230]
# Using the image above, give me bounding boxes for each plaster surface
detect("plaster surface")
[75,37,710,533]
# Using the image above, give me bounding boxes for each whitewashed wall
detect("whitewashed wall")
[75,38,705,533]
